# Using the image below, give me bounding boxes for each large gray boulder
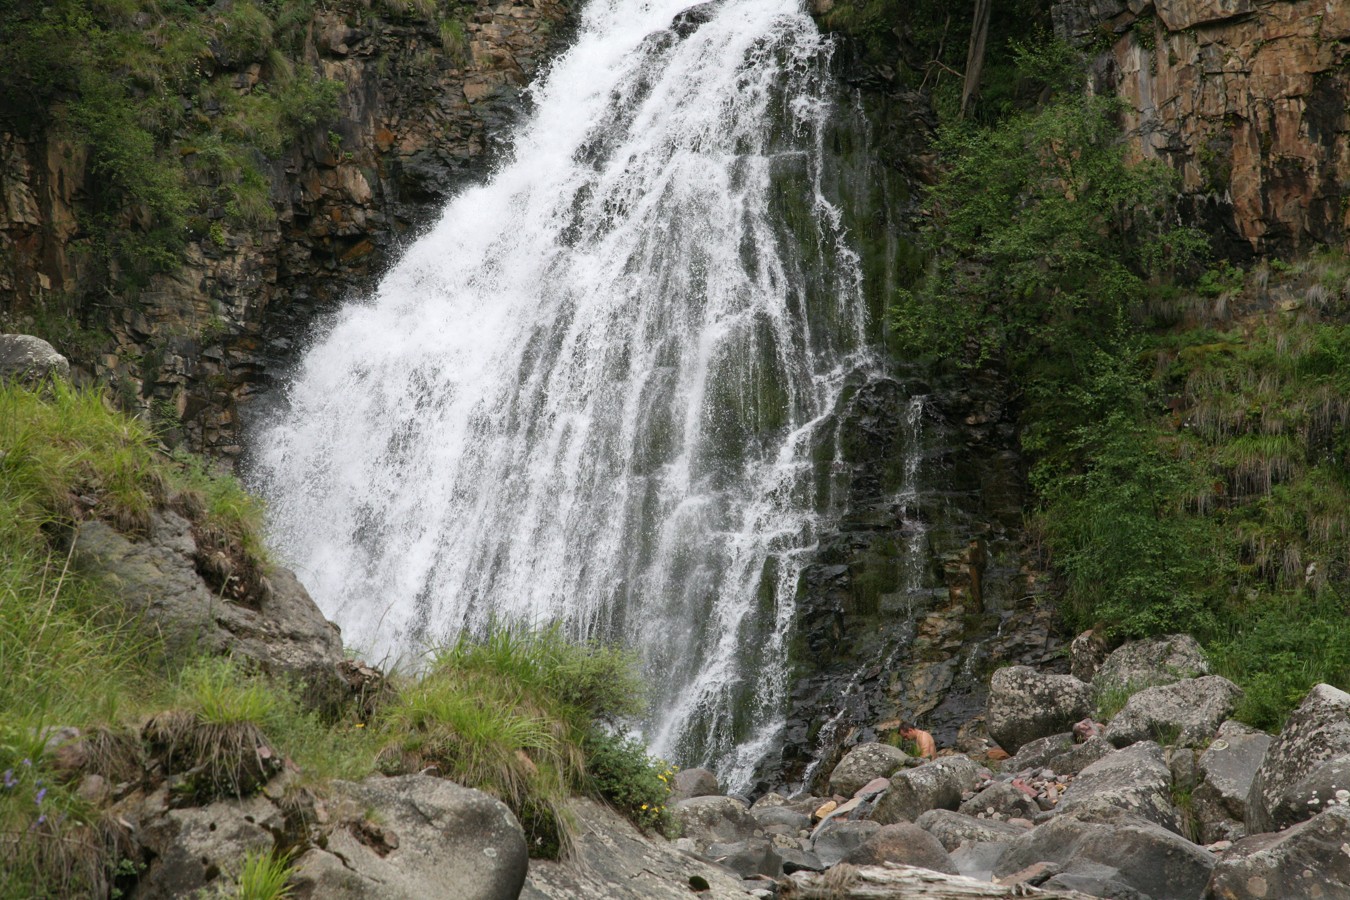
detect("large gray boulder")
[840,822,959,875]
[1203,805,1350,900]
[74,511,345,705]
[1057,741,1180,832]
[670,767,719,802]
[1002,732,1112,778]
[1094,634,1209,694]
[523,798,750,899]
[809,820,881,868]
[1192,720,1271,844]
[704,839,782,879]
[133,791,279,899]
[1247,683,1350,833]
[914,809,1028,851]
[292,776,527,900]
[1103,675,1243,749]
[870,755,983,824]
[828,743,911,797]
[987,667,1093,754]
[0,334,69,384]
[993,811,1215,900]
[672,795,760,852]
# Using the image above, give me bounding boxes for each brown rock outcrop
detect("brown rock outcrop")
[0,0,570,457]
[1055,0,1350,255]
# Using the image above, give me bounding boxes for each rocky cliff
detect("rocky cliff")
[1054,0,1350,255]
[1,0,569,456]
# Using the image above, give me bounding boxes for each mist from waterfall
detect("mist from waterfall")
[253,0,877,789]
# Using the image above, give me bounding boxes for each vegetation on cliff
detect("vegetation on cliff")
[0,382,670,896]
[888,42,1350,730]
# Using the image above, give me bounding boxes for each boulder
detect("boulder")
[134,791,279,899]
[948,842,1011,883]
[959,781,1041,821]
[870,755,984,825]
[1203,805,1350,900]
[810,820,881,868]
[1192,721,1271,844]
[671,767,720,802]
[704,839,782,879]
[778,847,825,874]
[1247,683,1350,833]
[1094,634,1209,694]
[520,798,748,899]
[1057,742,1180,832]
[1103,676,1243,749]
[1070,629,1109,683]
[1001,732,1075,772]
[73,512,345,706]
[292,775,527,900]
[841,822,959,875]
[828,743,911,797]
[0,334,69,385]
[915,809,1028,852]
[987,667,1093,754]
[993,811,1215,900]
[673,795,760,851]
[751,805,810,832]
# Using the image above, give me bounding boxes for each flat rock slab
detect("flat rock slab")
[783,863,1098,898]
[916,809,1028,852]
[522,798,748,899]
[1193,721,1271,844]
[293,775,528,900]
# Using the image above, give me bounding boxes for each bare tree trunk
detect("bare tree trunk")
[782,864,1097,900]
[960,0,992,119]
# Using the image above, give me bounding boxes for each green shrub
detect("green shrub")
[583,730,675,835]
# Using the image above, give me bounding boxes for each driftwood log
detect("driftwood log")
[781,864,1096,900]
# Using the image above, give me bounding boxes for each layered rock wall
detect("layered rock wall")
[1055,0,1350,255]
[0,0,569,456]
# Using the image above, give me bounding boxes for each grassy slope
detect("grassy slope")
[0,383,671,898]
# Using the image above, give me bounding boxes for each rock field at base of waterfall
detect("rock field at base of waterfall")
[75,630,1350,899]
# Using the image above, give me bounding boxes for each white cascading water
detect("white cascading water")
[253,0,876,788]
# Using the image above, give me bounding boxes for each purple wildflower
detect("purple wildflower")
[35,787,47,805]
[2,769,14,789]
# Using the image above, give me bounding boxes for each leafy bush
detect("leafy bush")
[583,730,675,835]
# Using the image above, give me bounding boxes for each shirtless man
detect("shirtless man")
[899,724,936,759]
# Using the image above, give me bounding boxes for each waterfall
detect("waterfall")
[253,0,876,789]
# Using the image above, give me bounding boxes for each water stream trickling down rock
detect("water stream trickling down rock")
[254,0,970,791]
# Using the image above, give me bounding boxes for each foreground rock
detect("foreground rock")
[523,798,748,899]
[1093,634,1209,693]
[671,768,721,802]
[986,667,1093,754]
[74,511,346,706]
[993,810,1215,899]
[0,334,69,384]
[1203,805,1350,900]
[784,863,1098,898]
[915,810,1027,851]
[293,776,528,900]
[1102,676,1242,749]
[1246,683,1350,833]
[133,792,281,898]
[1192,721,1272,844]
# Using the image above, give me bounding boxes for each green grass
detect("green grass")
[0,382,673,892]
